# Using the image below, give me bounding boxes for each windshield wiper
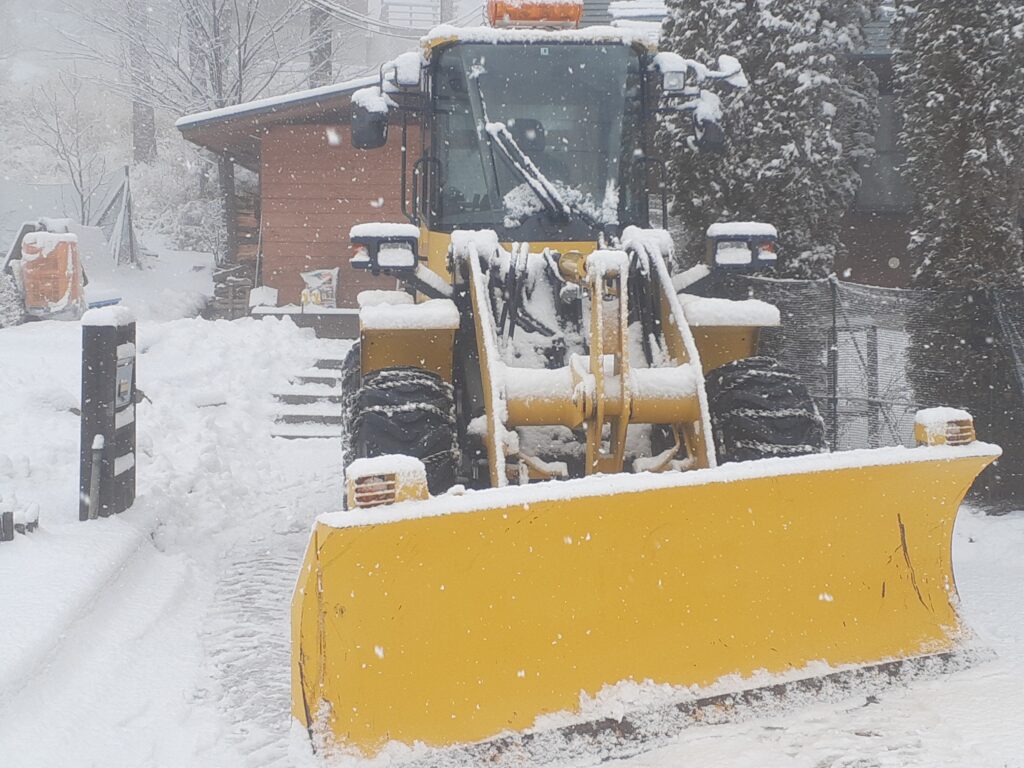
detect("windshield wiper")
[483,121,572,223]
[467,71,573,223]
[468,69,605,230]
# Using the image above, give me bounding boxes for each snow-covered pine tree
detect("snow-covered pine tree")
[893,0,1024,288]
[895,2,1024,501]
[660,0,881,277]
[0,272,23,329]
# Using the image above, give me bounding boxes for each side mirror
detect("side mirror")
[351,103,388,150]
[351,87,390,150]
[391,51,423,89]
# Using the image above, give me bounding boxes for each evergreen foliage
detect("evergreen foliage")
[0,272,23,329]
[660,0,881,277]
[893,1,1024,288]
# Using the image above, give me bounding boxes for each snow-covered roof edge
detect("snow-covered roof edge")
[175,74,380,130]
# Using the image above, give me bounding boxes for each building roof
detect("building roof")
[176,74,379,169]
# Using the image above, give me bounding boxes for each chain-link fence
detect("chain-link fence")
[691,274,1024,505]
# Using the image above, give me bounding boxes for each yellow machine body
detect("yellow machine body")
[360,325,457,382]
[292,443,997,755]
[305,26,994,762]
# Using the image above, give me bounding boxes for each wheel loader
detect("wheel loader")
[292,3,1000,762]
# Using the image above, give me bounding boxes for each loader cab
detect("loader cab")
[422,40,651,244]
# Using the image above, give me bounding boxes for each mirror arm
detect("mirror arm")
[636,155,670,229]
[400,114,412,224]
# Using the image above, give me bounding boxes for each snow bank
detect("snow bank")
[359,298,460,330]
[81,305,136,327]
[79,233,214,322]
[248,285,278,308]
[0,509,158,697]
[679,294,781,327]
[0,314,327,728]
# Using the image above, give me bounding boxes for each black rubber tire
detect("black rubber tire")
[348,366,459,495]
[338,342,361,467]
[705,357,827,463]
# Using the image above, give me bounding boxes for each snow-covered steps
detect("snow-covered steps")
[273,402,344,420]
[273,405,343,428]
[271,345,352,438]
[311,355,349,371]
[271,384,345,404]
[270,423,345,439]
[292,368,343,385]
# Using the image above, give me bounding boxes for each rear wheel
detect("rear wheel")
[348,366,459,495]
[338,342,361,464]
[706,357,826,463]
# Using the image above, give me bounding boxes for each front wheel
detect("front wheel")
[348,366,459,495]
[705,357,827,463]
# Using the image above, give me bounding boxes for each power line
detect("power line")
[306,0,484,41]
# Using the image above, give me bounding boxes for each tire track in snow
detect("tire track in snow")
[198,529,308,767]
[192,339,350,765]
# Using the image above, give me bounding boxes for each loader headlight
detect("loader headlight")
[662,71,687,93]
[349,223,421,276]
[715,240,752,266]
[377,243,417,270]
[706,222,780,272]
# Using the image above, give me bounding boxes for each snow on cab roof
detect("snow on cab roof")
[421,23,659,50]
[177,25,658,129]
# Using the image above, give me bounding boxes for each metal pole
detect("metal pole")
[88,434,104,520]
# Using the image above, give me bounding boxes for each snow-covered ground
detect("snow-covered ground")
[1,255,1022,768]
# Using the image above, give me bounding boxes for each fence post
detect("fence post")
[828,277,839,451]
[79,306,137,520]
[867,325,879,448]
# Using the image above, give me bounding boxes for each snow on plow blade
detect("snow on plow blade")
[291,443,998,757]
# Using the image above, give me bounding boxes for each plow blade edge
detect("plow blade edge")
[292,444,997,755]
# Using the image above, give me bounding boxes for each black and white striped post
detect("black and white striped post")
[79,306,137,520]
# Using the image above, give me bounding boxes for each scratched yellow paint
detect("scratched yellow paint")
[292,449,994,754]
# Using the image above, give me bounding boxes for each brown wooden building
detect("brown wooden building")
[177,77,420,330]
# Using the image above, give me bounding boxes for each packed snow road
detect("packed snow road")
[1,309,1022,768]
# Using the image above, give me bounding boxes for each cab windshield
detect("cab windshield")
[430,42,646,240]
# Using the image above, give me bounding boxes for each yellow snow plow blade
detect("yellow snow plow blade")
[292,443,997,756]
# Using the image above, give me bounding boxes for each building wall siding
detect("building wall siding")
[259,123,421,306]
